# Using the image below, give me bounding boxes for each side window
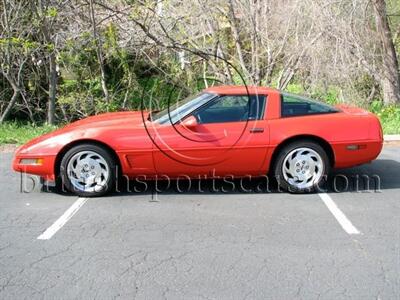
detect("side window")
[281,94,338,117]
[194,95,266,124]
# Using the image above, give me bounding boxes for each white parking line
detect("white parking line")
[37,197,88,240]
[318,193,360,235]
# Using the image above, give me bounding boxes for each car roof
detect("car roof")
[204,85,278,95]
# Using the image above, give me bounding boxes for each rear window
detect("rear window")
[281,93,339,117]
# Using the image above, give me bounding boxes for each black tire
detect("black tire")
[59,143,117,197]
[272,141,330,193]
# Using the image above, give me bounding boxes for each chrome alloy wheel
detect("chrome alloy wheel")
[66,150,110,192]
[282,147,324,189]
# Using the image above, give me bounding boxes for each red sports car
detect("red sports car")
[13,86,383,196]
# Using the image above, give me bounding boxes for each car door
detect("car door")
[152,94,270,177]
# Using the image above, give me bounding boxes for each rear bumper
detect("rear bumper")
[332,139,383,168]
[12,154,56,182]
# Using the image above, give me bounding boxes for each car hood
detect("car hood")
[16,111,151,155]
[63,111,148,130]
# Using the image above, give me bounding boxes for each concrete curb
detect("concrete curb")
[384,135,400,142]
[0,144,18,153]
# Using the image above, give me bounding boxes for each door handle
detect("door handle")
[249,128,264,133]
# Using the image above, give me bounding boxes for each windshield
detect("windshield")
[151,92,217,124]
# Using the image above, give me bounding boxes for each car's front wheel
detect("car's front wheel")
[59,144,116,197]
[273,141,330,193]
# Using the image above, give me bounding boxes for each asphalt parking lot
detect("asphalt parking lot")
[0,146,399,299]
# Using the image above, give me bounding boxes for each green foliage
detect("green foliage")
[0,122,58,145]
[58,78,114,118]
[136,76,184,109]
[55,22,144,118]
[285,84,340,105]
[0,37,39,51]
[310,88,340,105]
[369,101,400,134]
[285,83,304,95]
[46,7,58,18]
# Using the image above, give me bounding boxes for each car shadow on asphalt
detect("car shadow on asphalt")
[44,159,400,197]
[329,159,400,193]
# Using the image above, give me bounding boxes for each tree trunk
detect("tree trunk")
[89,0,110,103]
[0,89,19,124]
[372,0,400,105]
[37,0,57,124]
[251,0,261,85]
[47,52,57,125]
[227,0,251,81]
[0,70,20,123]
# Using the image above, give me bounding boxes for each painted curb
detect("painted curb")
[384,135,400,143]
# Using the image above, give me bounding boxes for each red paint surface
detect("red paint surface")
[13,86,383,181]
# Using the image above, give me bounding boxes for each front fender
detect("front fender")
[12,128,105,181]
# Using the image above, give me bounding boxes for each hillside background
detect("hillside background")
[1,0,400,143]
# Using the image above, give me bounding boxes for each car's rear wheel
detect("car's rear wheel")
[59,144,116,197]
[273,141,330,193]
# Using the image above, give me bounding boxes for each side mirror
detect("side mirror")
[181,115,198,129]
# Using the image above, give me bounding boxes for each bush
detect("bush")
[369,101,400,134]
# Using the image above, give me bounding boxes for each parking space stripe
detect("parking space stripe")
[37,197,88,240]
[318,193,361,235]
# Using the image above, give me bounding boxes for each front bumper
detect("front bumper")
[12,154,57,182]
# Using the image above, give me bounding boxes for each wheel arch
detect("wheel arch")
[269,135,335,172]
[54,139,122,177]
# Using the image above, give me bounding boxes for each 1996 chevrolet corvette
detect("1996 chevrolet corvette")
[13,86,383,196]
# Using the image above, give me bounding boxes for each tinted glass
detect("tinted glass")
[194,95,266,124]
[281,93,339,117]
[249,94,266,120]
